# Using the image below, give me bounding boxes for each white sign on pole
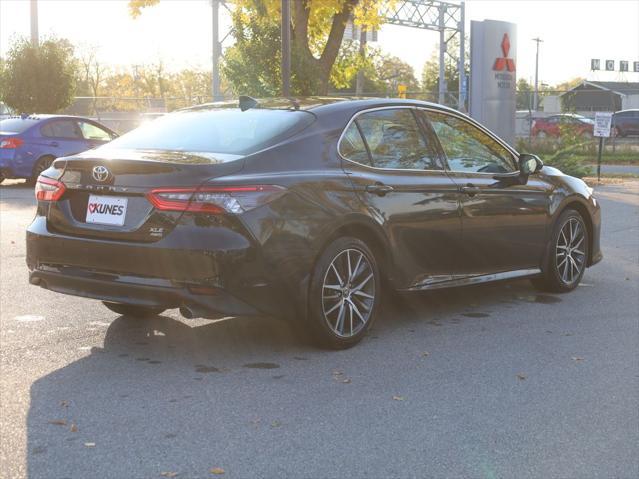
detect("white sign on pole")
[593,112,613,138]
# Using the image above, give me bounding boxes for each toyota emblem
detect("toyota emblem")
[92,165,110,182]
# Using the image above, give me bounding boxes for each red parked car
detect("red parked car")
[532,114,594,138]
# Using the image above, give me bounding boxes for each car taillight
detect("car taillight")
[0,137,24,149]
[35,176,66,202]
[146,185,286,214]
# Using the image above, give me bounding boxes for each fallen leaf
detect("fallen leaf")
[516,373,527,381]
[210,467,225,475]
[48,420,67,426]
[270,420,282,428]
[572,356,585,362]
[60,400,69,408]
[160,472,178,478]
[341,378,352,384]
[70,423,78,432]
[421,351,430,357]
[84,442,96,448]
[392,395,405,401]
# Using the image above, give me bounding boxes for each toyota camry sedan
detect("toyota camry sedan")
[26,98,602,349]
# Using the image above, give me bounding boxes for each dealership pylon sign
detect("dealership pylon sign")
[469,20,517,144]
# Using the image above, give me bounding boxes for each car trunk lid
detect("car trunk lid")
[45,149,244,242]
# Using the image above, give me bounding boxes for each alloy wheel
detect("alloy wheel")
[556,217,586,285]
[322,248,375,338]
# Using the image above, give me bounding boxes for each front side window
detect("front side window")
[41,120,83,139]
[354,109,440,170]
[426,111,515,174]
[79,121,113,141]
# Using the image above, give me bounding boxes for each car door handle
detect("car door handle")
[365,183,394,196]
[460,184,480,196]
[49,142,59,147]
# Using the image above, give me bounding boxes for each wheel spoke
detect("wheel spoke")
[353,273,373,292]
[350,253,364,283]
[323,284,341,291]
[348,299,367,324]
[346,250,352,281]
[353,290,374,300]
[325,300,342,316]
[330,263,344,287]
[349,304,354,336]
[334,303,345,334]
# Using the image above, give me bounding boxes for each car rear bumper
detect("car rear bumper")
[26,216,288,318]
[28,267,259,317]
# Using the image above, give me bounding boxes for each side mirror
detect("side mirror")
[519,154,543,176]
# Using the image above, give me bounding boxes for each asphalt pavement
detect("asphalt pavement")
[1,180,638,479]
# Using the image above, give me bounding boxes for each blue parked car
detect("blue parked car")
[0,114,118,184]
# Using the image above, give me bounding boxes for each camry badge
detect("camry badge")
[92,165,110,182]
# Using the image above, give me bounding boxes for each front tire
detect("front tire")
[532,209,589,293]
[102,302,166,318]
[306,237,380,349]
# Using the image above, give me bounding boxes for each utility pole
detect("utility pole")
[532,37,543,111]
[30,0,39,46]
[438,4,447,105]
[458,1,465,111]
[211,0,222,101]
[281,0,291,97]
[355,25,367,96]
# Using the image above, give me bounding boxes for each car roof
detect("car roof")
[2,114,107,122]
[183,97,460,116]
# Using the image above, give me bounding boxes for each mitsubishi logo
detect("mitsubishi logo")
[92,165,111,182]
[493,33,515,72]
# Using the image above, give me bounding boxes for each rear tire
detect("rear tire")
[306,237,381,349]
[531,209,589,293]
[29,155,55,184]
[102,302,166,318]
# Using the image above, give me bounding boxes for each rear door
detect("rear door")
[39,119,89,157]
[340,107,462,288]
[423,109,551,275]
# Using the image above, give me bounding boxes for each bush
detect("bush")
[0,37,77,113]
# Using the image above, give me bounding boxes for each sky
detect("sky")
[0,0,638,88]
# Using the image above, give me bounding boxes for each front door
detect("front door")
[339,107,461,288]
[423,109,551,275]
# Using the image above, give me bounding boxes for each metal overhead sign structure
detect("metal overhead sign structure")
[210,1,466,108]
[381,0,466,109]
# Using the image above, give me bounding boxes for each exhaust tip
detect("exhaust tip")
[180,306,197,319]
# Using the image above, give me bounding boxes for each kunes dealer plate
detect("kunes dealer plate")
[86,195,128,226]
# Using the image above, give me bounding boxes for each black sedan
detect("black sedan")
[26,98,602,349]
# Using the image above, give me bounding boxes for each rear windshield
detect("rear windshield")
[102,108,315,155]
[0,118,39,134]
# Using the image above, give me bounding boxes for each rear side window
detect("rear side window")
[354,109,441,170]
[78,121,113,141]
[41,120,83,139]
[103,108,315,155]
[339,122,371,166]
[0,118,38,134]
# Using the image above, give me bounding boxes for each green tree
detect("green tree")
[421,35,469,105]
[516,78,533,110]
[0,37,77,113]
[334,47,418,96]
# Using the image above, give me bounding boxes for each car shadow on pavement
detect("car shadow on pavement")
[24,278,554,478]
